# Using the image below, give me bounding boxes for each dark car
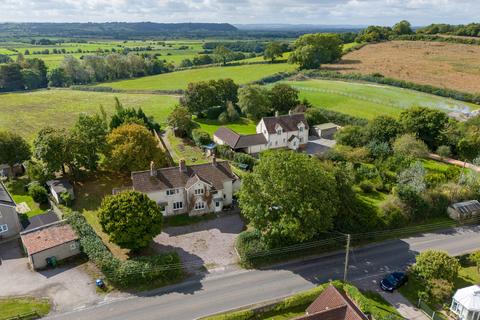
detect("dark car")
[380,272,408,292]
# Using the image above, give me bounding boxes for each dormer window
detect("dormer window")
[194,188,204,195]
[299,127,304,132]
[277,129,282,135]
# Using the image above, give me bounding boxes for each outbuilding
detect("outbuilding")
[20,220,80,270]
[313,123,340,140]
[448,200,480,221]
[46,179,75,204]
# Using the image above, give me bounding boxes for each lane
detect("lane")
[48,225,480,320]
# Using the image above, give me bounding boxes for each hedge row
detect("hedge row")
[67,212,184,288]
[70,85,184,95]
[252,71,297,85]
[391,34,480,46]
[303,70,480,105]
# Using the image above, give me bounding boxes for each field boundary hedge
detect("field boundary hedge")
[391,34,480,46]
[67,211,184,288]
[70,85,184,95]
[302,70,480,105]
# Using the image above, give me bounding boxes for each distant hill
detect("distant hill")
[235,24,365,33]
[0,22,238,39]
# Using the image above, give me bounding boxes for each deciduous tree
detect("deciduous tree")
[98,191,163,250]
[0,131,31,170]
[238,151,339,246]
[263,41,284,62]
[269,84,299,114]
[238,85,271,120]
[412,250,460,283]
[289,33,343,69]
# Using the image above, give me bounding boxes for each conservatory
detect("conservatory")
[451,285,480,320]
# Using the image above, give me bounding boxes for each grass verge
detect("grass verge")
[0,297,51,320]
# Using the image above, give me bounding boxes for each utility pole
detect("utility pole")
[343,234,351,282]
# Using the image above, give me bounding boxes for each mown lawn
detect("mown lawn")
[167,131,210,165]
[0,297,51,320]
[0,89,178,141]
[5,178,48,217]
[282,79,478,120]
[194,117,257,136]
[98,63,297,91]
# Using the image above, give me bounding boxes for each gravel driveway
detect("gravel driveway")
[0,239,101,313]
[153,214,245,272]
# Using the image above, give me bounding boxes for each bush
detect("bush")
[60,192,73,206]
[233,152,257,169]
[205,105,225,120]
[191,129,212,146]
[67,212,183,288]
[359,180,375,193]
[412,250,460,283]
[436,145,451,158]
[29,185,48,204]
[215,144,235,160]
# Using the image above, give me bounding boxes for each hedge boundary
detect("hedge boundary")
[302,70,480,105]
[67,211,184,288]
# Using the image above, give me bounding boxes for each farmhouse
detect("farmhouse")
[131,158,240,216]
[214,112,308,154]
[0,181,22,239]
[20,220,80,270]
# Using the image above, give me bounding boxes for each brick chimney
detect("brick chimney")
[212,155,217,166]
[179,159,187,173]
[150,161,156,177]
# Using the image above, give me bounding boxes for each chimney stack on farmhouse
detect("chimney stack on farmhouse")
[179,159,187,173]
[275,111,279,117]
[150,161,156,177]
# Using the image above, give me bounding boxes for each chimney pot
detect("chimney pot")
[179,159,187,172]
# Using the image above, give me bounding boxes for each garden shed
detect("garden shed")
[448,200,480,221]
[20,220,80,270]
[46,179,74,204]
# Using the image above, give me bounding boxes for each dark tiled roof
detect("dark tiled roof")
[46,179,73,194]
[214,127,241,148]
[132,161,236,193]
[214,127,267,149]
[262,113,308,134]
[236,133,267,148]
[21,221,78,255]
[22,211,59,231]
[296,285,368,320]
[0,182,15,206]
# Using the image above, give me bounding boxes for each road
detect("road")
[48,225,480,320]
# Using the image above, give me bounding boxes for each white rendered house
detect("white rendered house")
[451,285,480,320]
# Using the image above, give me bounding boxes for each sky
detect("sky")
[0,0,479,26]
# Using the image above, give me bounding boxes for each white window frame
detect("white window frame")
[194,188,204,195]
[173,202,183,210]
[166,189,178,196]
[194,201,205,210]
[70,242,77,250]
[0,224,8,234]
[299,127,304,132]
[277,129,282,135]
[215,201,221,207]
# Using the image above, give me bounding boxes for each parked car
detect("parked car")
[380,272,408,292]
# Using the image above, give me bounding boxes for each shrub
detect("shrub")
[67,212,183,288]
[191,129,212,146]
[359,180,375,193]
[60,192,73,206]
[218,112,229,124]
[412,250,460,283]
[436,145,451,158]
[233,152,257,169]
[29,185,48,204]
[215,144,235,160]
[205,105,225,120]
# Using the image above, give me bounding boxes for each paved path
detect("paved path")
[47,225,480,320]
[380,292,429,320]
[429,153,480,172]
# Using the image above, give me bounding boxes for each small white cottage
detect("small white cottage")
[451,285,480,320]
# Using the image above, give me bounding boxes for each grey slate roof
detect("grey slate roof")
[451,200,480,215]
[214,127,266,149]
[23,211,59,231]
[46,179,73,195]
[132,161,237,193]
[0,182,15,206]
[262,113,308,134]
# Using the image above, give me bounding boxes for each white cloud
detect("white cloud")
[0,0,479,25]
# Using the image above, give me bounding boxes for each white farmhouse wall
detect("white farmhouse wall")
[146,189,187,216]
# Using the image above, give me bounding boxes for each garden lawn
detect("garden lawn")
[0,89,178,141]
[97,63,297,91]
[281,79,478,120]
[5,178,47,217]
[167,131,210,165]
[0,297,50,320]
[194,117,257,136]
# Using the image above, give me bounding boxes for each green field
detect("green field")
[195,117,257,136]
[283,79,479,119]
[0,89,178,140]
[97,63,297,91]
[0,297,50,320]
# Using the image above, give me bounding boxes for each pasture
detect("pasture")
[97,63,297,91]
[283,79,478,119]
[327,40,480,93]
[0,89,178,140]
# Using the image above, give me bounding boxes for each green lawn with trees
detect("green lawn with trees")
[96,63,296,91]
[282,79,478,120]
[0,89,178,140]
